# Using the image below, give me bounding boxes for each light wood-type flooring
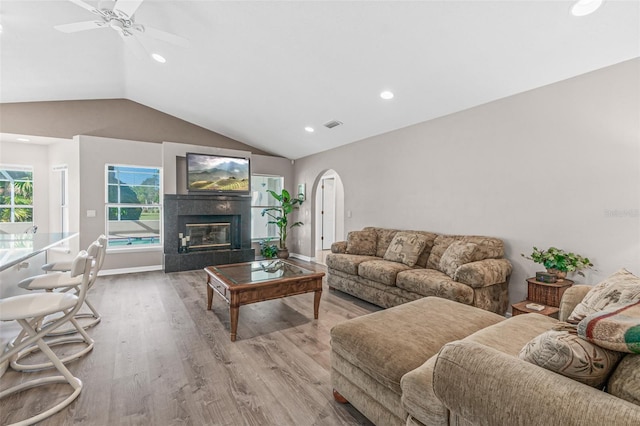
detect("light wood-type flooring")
[0,259,379,425]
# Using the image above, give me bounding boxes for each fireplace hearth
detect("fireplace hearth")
[164,194,255,272]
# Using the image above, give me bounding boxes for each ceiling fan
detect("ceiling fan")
[54,0,189,59]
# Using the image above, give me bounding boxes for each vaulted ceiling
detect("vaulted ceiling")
[1,1,638,159]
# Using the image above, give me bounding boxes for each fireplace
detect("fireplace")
[163,194,255,272]
[186,223,230,249]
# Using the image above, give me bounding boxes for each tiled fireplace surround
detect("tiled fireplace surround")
[163,194,255,272]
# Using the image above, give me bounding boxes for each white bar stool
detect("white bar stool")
[0,251,92,426]
[41,234,106,273]
[22,236,107,336]
[9,242,102,371]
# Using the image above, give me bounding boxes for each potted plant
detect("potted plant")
[261,189,304,259]
[521,246,593,279]
[259,238,278,259]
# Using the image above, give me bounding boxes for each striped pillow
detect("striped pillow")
[578,300,640,353]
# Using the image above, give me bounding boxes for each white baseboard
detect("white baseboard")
[99,265,164,276]
[290,252,312,262]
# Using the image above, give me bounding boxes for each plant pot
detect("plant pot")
[547,269,567,281]
[277,248,289,259]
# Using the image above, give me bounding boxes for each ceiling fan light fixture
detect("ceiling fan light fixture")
[304,126,315,133]
[571,0,603,16]
[151,53,166,63]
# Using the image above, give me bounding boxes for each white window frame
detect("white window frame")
[105,164,163,252]
[251,174,284,242]
[0,164,34,225]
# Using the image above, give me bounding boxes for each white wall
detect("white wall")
[294,58,640,308]
[47,138,81,263]
[79,135,163,272]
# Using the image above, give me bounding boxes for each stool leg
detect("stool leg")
[1,318,83,426]
[10,316,95,372]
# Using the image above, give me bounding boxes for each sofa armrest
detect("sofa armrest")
[331,241,347,254]
[454,258,512,288]
[558,284,592,322]
[433,340,640,426]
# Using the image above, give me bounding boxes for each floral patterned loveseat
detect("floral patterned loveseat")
[326,227,512,314]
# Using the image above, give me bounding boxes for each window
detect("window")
[106,165,161,249]
[251,174,283,241]
[0,166,34,223]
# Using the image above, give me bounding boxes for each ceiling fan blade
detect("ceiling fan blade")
[139,25,190,48]
[113,0,145,19]
[68,0,101,15]
[54,20,105,33]
[122,34,150,60]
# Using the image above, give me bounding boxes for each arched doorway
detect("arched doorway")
[313,170,344,265]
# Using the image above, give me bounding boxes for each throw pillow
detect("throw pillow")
[383,232,428,267]
[438,241,478,278]
[568,268,640,323]
[519,329,623,388]
[577,300,640,353]
[345,230,377,256]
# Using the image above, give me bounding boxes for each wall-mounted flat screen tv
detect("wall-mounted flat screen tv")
[186,153,250,194]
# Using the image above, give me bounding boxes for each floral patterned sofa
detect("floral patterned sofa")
[326,227,512,314]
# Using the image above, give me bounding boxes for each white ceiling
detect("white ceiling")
[1,0,639,159]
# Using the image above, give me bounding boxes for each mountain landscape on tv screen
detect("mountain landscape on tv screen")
[188,157,249,192]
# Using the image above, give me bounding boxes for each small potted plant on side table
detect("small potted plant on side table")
[521,246,593,280]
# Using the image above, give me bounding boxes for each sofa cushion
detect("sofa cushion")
[367,227,400,258]
[383,232,429,267]
[331,297,505,397]
[345,230,377,256]
[519,329,624,388]
[455,258,512,288]
[411,231,438,268]
[578,300,640,353]
[396,269,474,305]
[402,314,556,426]
[427,235,505,271]
[439,241,478,278]
[427,235,459,270]
[358,260,412,286]
[464,312,559,354]
[608,354,640,405]
[326,253,378,275]
[568,268,640,323]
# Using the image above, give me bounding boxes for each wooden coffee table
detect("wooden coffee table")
[205,260,325,341]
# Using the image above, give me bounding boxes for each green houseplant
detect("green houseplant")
[522,246,593,278]
[261,189,304,258]
[259,238,278,259]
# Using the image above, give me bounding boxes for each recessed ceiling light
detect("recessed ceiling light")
[380,91,394,100]
[151,53,166,63]
[17,137,30,142]
[571,0,603,16]
[304,126,315,133]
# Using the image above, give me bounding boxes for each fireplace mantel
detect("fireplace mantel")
[163,194,255,272]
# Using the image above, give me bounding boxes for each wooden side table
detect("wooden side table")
[511,277,574,318]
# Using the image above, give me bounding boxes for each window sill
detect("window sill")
[107,245,163,255]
